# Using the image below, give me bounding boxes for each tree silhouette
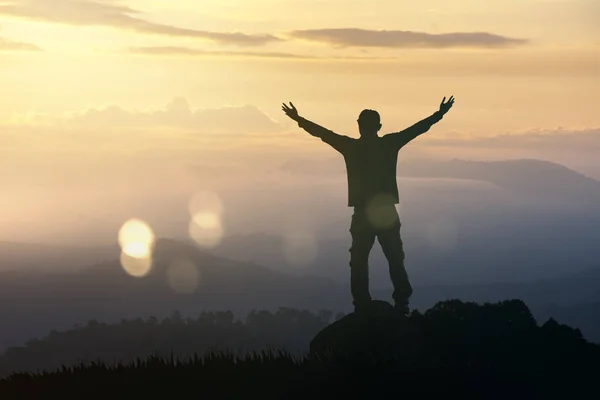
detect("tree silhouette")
[0,299,598,398]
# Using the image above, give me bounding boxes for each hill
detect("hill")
[0,241,115,273]
[376,267,600,342]
[0,300,598,398]
[397,158,600,206]
[0,238,345,351]
[211,158,600,285]
[2,237,600,352]
[280,157,600,204]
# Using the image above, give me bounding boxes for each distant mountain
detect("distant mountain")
[210,201,600,286]
[397,158,600,206]
[0,241,116,272]
[281,157,600,206]
[1,237,599,350]
[0,238,346,352]
[209,157,600,285]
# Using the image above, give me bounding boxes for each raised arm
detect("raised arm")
[386,96,455,149]
[282,102,351,154]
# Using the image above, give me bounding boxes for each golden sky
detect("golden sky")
[0,0,599,245]
[0,0,598,138]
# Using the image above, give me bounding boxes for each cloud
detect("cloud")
[288,28,528,49]
[407,127,600,173]
[0,36,40,51]
[13,97,286,134]
[426,128,600,152]
[0,0,279,46]
[127,46,315,59]
[126,46,399,60]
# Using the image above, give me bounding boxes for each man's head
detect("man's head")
[357,109,382,138]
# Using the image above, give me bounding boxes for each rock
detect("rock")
[309,300,422,358]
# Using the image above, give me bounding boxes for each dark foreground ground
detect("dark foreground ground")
[1,300,599,399]
[1,350,598,399]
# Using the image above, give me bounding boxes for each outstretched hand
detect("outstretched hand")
[282,102,300,121]
[439,96,455,115]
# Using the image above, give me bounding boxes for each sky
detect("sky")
[0,0,599,245]
[0,0,598,132]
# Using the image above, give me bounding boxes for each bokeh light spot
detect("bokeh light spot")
[122,242,151,259]
[118,218,155,277]
[118,218,155,252]
[167,259,201,294]
[192,211,220,229]
[189,214,224,248]
[188,190,224,218]
[120,251,152,278]
[188,191,225,248]
[366,194,399,229]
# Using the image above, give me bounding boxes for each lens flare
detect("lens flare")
[118,218,155,252]
[188,191,225,248]
[189,213,224,248]
[189,190,224,217]
[118,218,155,277]
[192,210,220,228]
[120,251,152,278]
[167,259,201,294]
[366,193,399,229]
[122,242,151,259]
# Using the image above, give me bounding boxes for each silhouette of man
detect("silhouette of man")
[282,96,455,314]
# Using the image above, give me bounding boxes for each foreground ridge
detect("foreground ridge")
[1,299,598,398]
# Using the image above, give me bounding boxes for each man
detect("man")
[282,96,455,314]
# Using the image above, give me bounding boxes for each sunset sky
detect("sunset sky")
[0,0,598,135]
[0,0,599,244]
